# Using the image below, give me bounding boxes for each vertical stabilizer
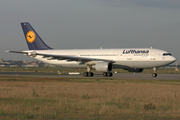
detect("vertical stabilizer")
[21,22,52,50]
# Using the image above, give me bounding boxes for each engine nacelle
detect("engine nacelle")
[124,68,144,73]
[92,62,113,72]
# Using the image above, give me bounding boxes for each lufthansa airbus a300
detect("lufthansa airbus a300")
[6,22,176,77]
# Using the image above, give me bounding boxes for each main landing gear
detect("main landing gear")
[83,66,113,77]
[152,67,158,77]
[83,72,94,77]
[83,66,94,77]
[83,72,113,77]
[103,72,113,77]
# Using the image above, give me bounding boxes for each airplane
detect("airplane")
[6,22,176,77]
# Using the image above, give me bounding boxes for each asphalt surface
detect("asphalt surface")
[0,72,179,80]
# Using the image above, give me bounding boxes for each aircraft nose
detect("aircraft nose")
[171,56,176,63]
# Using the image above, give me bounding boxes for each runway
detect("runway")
[0,72,180,80]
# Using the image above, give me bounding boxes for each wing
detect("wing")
[6,51,115,63]
[36,53,115,63]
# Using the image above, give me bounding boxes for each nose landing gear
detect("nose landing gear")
[152,67,158,77]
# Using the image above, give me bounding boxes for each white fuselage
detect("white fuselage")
[24,48,176,69]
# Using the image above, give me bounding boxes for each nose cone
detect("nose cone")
[170,56,176,63]
[162,56,176,66]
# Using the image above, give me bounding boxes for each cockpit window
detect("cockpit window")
[163,53,172,56]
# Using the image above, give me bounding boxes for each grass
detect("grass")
[0,76,180,119]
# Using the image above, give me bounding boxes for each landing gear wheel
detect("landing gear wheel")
[108,73,113,77]
[152,73,157,77]
[88,72,94,77]
[83,72,88,77]
[84,72,94,77]
[103,72,113,77]
[107,72,113,77]
[103,72,107,77]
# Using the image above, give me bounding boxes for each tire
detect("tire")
[103,72,107,77]
[83,72,88,77]
[88,72,94,77]
[107,73,113,77]
[152,73,157,77]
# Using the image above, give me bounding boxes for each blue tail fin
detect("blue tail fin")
[21,22,52,50]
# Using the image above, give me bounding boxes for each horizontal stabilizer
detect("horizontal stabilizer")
[5,51,28,55]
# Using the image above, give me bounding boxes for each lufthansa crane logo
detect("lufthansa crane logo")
[26,31,36,43]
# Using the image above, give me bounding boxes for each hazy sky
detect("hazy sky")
[0,0,180,63]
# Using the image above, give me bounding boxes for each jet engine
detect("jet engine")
[92,62,113,72]
[123,68,144,73]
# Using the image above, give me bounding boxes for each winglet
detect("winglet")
[21,22,52,50]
